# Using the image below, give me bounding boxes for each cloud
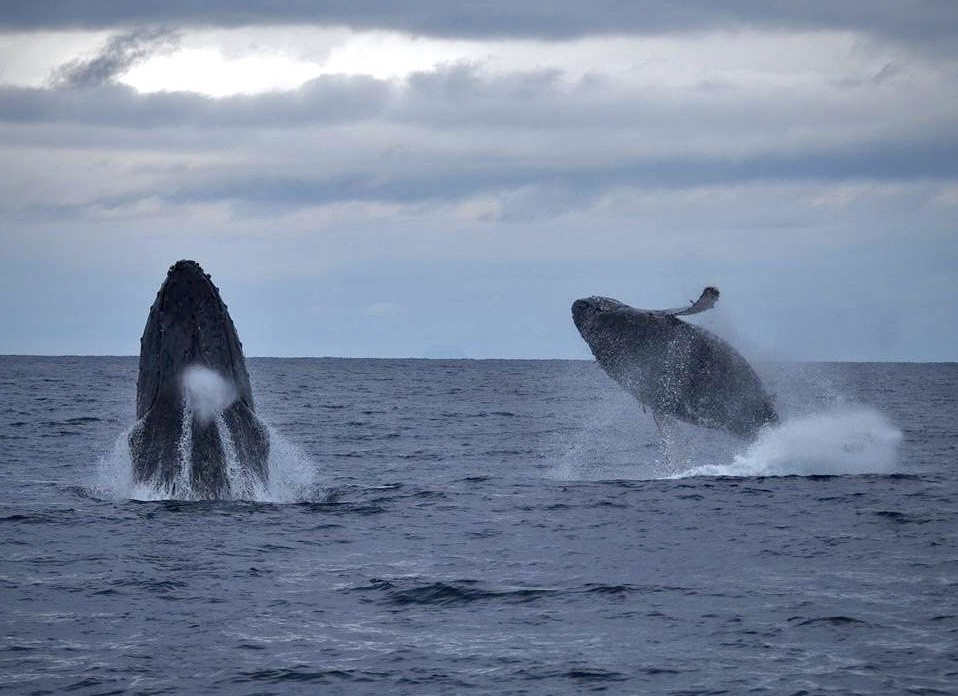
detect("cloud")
[1,1,957,54]
[1,8,956,359]
[0,76,390,128]
[48,27,180,88]
[0,49,955,221]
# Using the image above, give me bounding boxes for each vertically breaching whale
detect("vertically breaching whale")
[572,288,777,440]
[129,260,269,498]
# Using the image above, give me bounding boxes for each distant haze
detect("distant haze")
[1,2,956,360]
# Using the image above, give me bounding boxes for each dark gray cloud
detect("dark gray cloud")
[1,1,957,50]
[49,28,180,88]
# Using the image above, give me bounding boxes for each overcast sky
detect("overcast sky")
[1,2,956,360]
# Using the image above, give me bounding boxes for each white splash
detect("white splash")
[677,407,903,478]
[92,421,322,502]
[550,405,903,481]
[215,412,251,499]
[171,397,194,493]
[260,424,321,503]
[90,426,175,501]
[181,365,237,425]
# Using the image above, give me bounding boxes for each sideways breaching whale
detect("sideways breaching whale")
[129,260,269,498]
[572,288,777,440]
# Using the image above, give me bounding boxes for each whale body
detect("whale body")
[129,260,268,498]
[571,288,777,440]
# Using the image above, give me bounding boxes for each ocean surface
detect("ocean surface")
[1,356,956,695]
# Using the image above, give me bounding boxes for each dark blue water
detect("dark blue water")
[1,357,956,694]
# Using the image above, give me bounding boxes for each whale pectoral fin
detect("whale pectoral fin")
[658,286,720,317]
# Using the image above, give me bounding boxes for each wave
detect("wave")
[351,578,557,607]
[345,578,697,608]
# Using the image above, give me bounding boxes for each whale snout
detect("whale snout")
[571,298,590,319]
[571,298,595,333]
[572,296,628,334]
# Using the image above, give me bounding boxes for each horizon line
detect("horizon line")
[0,354,955,365]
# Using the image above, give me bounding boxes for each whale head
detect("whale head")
[572,296,628,332]
[571,295,668,360]
[135,260,254,419]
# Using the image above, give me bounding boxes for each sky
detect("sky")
[1,2,956,360]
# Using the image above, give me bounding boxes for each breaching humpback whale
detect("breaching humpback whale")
[572,288,777,440]
[129,260,268,498]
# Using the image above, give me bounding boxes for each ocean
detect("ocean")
[1,356,955,694]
